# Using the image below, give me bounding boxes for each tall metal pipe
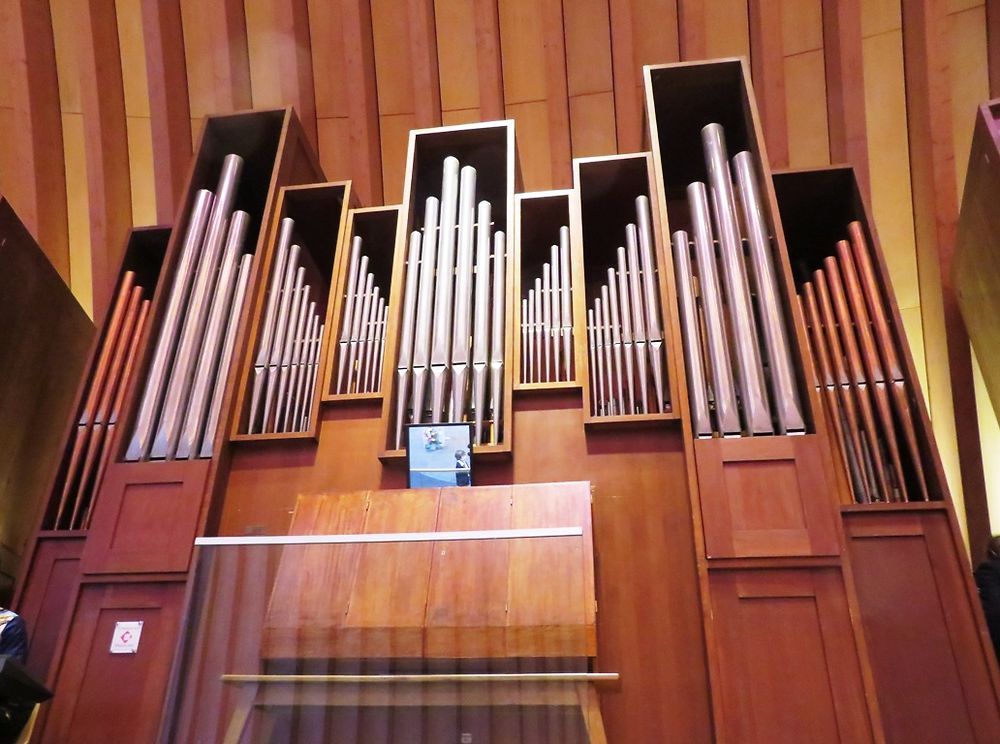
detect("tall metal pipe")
[247,218,293,434]
[604,282,623,413]
[394,232,422,447]
[126,190,213,461]
[336,235,362,394]
[151,154,245,458]
[177,210,249,458]
[636,196,666,413]
[488,231,506,444]
[521,298,528,384]
[361,285,381,393]
[587,309,598,415]
[688,181,740,435]
[672,230,712,437]
[362,288,382,393]
[594,297,607,414]
[282,284,311,430]
[527,289,536,383]
[200,253,253,458]
[551,246,562,381]
[410,197,440,429]
[345,256,370,393]
[616,248,636,414]
[543,263,553,383]
[626,227,649,413]
[702,124,772,434]
[559,226,572,380]
[303,322,325,430]
[732,151,804,433]
[533,277,542,385]
[472,201,492,443]
[370,299,386,393]
[292,305,318,434]
[273,269,306,429]
[261,243,302,432]
[429,157,463,423]
[449,165,477,421]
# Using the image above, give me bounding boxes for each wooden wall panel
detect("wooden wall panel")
[116,0,155,228]
[179,0,251,123]
[844,507,1000,743]
[750,0,789,166]
[371,0,441,199]
[74,0,133,320]
[564,0,618,156]
[244,0,317,148]
[704,0,751,59]
[41,582,186,744]
[785,0,831,167]
[0,0,70,281]
[610,0,680,153]
[824,0,871,192]
[498,0,571,188]
[709,569,877,743]
[308,0,383,205]
[140,0,192,222]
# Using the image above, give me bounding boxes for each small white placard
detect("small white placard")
[109,621,143,654]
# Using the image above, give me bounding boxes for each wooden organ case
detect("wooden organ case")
[9,58,999,743]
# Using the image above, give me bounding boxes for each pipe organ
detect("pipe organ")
[12,61,999,744]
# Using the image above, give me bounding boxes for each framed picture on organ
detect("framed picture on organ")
[406,423,474,488]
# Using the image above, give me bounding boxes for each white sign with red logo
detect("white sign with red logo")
[109,621,143,654]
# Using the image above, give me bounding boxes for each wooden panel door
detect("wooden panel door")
[82,459,211,574]
[696,435,840,558]
[844,506,1000,743]
[15,536,84,682]
[709,567,876,743]
[40,581,186,744]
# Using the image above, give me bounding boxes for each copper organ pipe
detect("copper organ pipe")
[847,221,929,500]
[57,271,137,527]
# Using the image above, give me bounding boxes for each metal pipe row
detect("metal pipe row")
[246,217,327,435]
[393,156,506,448]
[672,123,805,437]
[334,235,389,395]
[586,196,669,417]
[798,221,928,503]
[53,273,151,529]
[127,154,256,460]
[520,226,574,383]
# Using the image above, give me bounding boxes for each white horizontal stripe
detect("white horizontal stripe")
[221,672,618,684]
[195,526,582,547]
